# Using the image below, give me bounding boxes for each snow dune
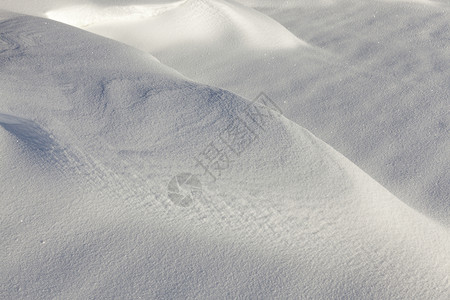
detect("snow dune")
[1,12,449,299]
[45,0,307,55]
[58,0,450,224]
[45,1,187,27]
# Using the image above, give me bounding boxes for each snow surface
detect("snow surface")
[1,1,449,299]
[51,0,450,223]
[46,0,306,56]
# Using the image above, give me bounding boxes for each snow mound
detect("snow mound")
[71,0,450,224]
[45,1,187,27]
[1,12,449,299]
[45,0,307,53]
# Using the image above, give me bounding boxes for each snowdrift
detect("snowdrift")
[1,11,449,299]
[45,0,307,55]
[53,0,450,224]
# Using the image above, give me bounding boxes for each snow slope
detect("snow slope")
[45,0,306,62]
[52,0,450,224]
[1,11,449,299]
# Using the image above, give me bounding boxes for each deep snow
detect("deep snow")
[1,1,449,299]
[45,0,450,223]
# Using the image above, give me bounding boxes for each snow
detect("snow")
[45,1,187,27]
[1,1,449,299]
[56,0,450,223]
[46,0,306,56]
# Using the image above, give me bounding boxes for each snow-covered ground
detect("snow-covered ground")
[1,1,449,299]
[42,0,450,223]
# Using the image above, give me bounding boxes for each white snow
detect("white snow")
[45,0,307,54]
[45,1,187,28]
[55,0,450,223]
[1,1,449,299]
